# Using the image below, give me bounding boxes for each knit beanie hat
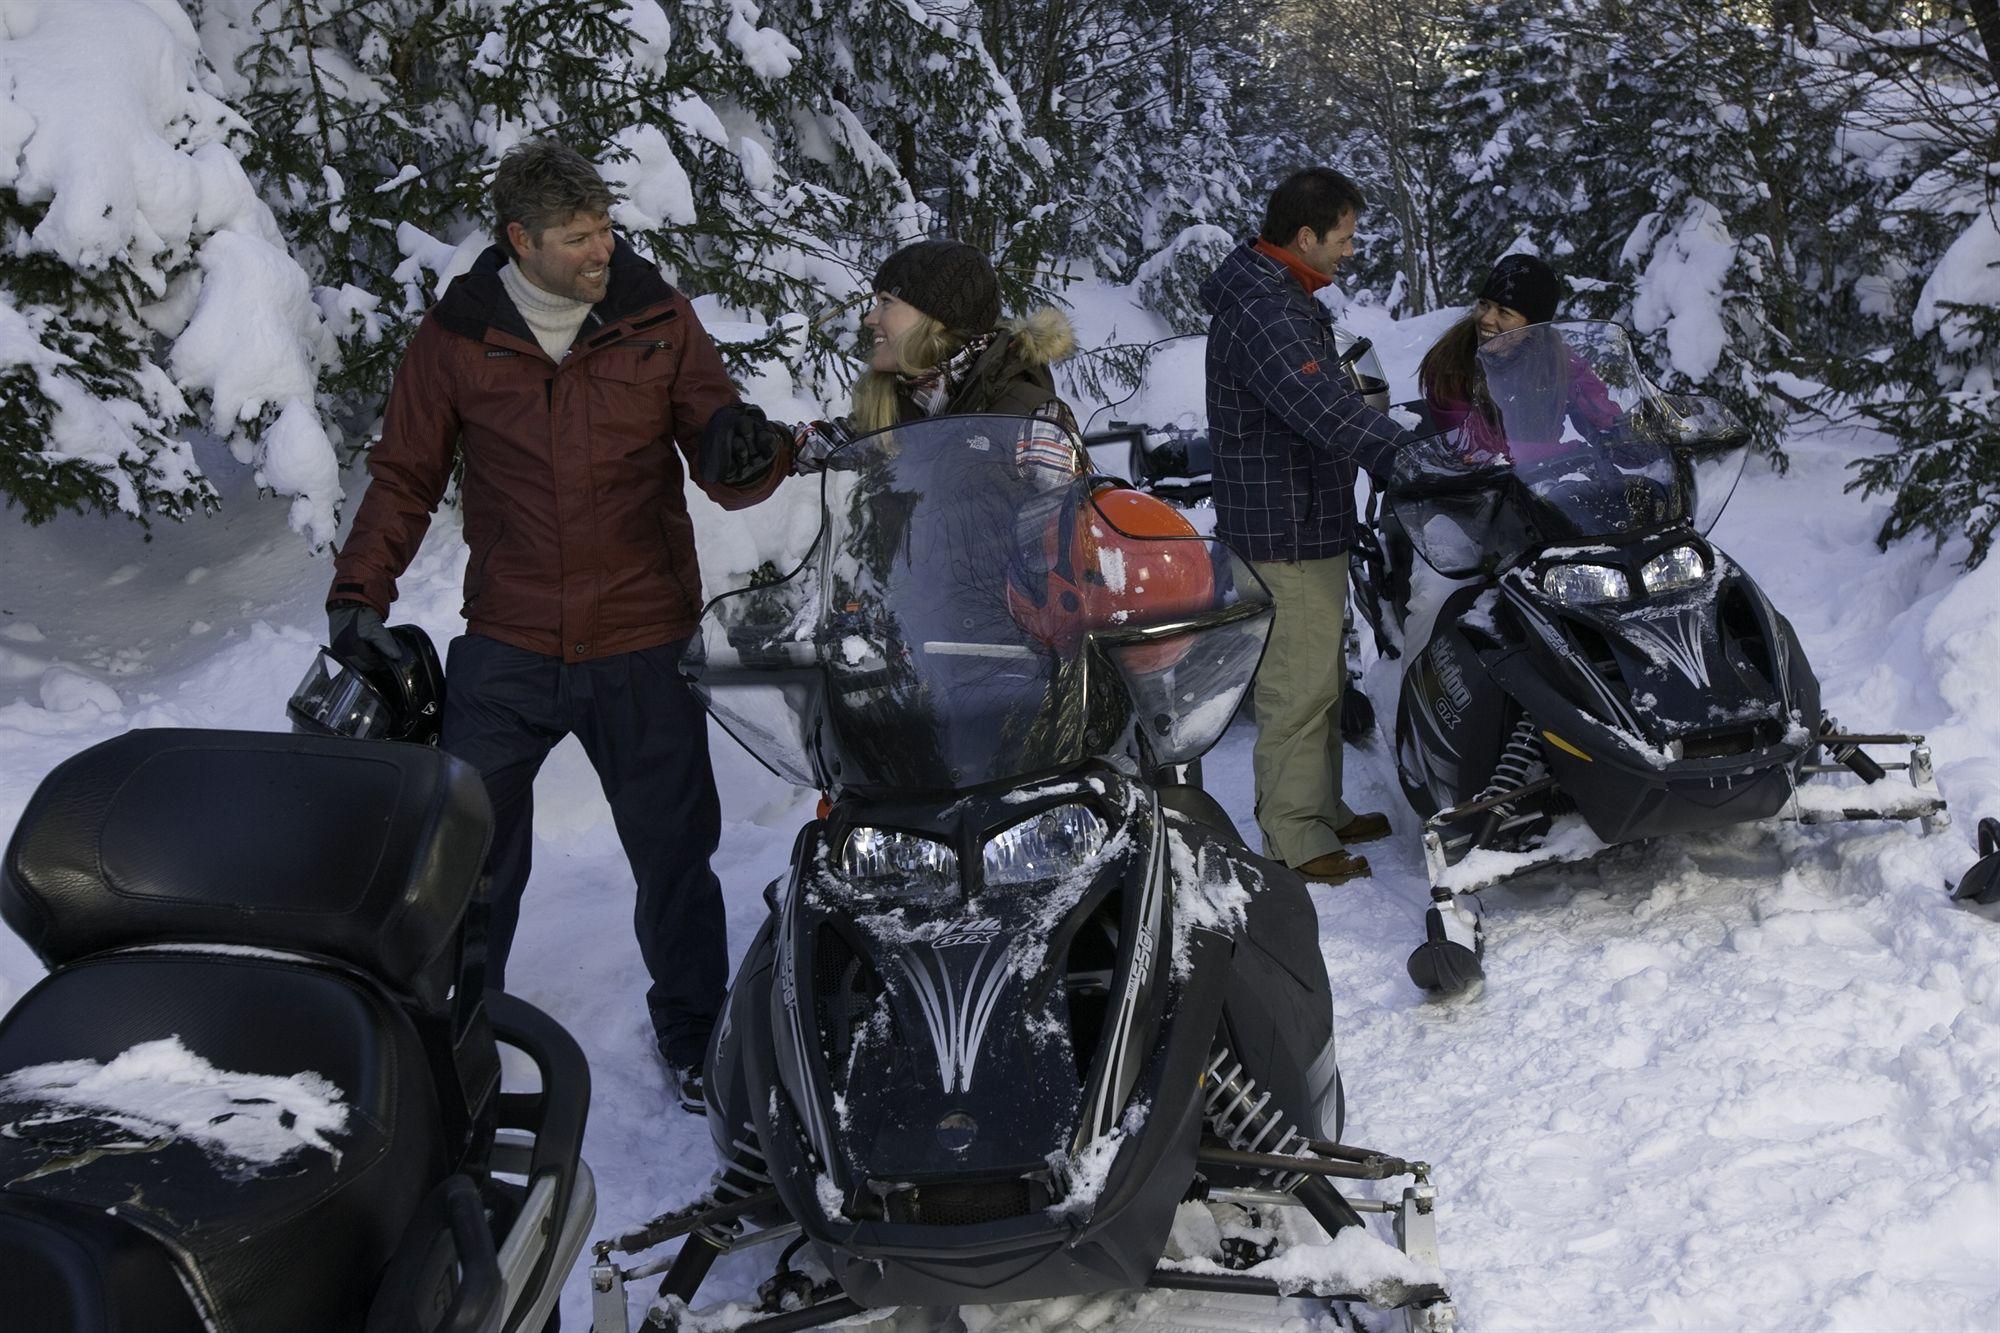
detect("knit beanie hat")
[1477,254,1561,326]
[873,239,1002,336]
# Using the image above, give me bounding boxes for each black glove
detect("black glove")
[699,402,785,489]
[327,602,403,673]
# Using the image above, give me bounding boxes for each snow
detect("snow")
[0,0,342,544]
[609,124,699,231]
[1913,202,2000,353]
[1628,199,1737,382]
[0,1035,349,1171]
[725,2,801,80]
[4,281,2000,1330]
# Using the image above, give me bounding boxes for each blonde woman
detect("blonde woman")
[843,240,1079,469]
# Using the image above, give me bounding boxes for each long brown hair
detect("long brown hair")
[1420,315,1577,444]
[849,311,967,433]
[1417,314,1483,410]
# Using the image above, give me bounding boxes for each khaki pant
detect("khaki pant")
[1250,554,1356,866]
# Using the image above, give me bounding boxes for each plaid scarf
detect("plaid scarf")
[901,331,999,417]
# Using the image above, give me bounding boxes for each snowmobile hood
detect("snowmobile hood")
[778,773,1158,1191]
[1197,238,1300,320]
[1494,550,1817,762]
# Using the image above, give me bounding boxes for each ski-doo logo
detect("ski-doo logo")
[1428,638,1472,721]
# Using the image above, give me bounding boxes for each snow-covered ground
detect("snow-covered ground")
[3,283,1999,1330]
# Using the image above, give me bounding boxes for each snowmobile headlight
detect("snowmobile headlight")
[838,827,958,895]
[982,803,1108,889]
[1540,563,1630,606]
[1639,544,1708,595]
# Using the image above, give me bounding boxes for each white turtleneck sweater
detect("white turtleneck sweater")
[500,262,594,361]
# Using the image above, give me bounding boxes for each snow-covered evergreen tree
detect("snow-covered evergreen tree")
[1435,0,1612,304]
[964,1,1254,297]
[0,0,339,541]
[201,0,920,399]
[1826,5,2000,564]
[1249,0,1457,315]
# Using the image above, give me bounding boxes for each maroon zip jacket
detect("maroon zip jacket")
[329,237,789,663]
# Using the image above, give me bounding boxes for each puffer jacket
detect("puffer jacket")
[329,237,788,663]
[900,307,1079,431]
[1200,239,1405,563]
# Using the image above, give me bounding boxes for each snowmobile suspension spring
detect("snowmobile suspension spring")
[1203,1047,1310,1192]
[715,1134,773,1201]
[694,1133,773,1245]
[1203,1048,1368,1242]
[1474,716,1545,825]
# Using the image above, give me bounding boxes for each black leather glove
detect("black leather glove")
[699,402,785,489]
[327,602,403,673]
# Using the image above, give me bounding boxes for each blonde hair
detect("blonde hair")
[849,310,968,433]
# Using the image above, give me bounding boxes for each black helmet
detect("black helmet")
[286,624,445,745]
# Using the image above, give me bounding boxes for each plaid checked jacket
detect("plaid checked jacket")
[1200,240,1405,563]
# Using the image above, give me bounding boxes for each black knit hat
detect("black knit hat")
[1477,254,1561,326]
[872,239,1001,336]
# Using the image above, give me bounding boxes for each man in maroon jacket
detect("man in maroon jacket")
[327,140,791,1112]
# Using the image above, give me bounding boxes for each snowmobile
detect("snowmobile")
[1951,817,2000,906]
[1085,418,1218,512]
[588,415,1452,1332]
[0,727,596,1332]
[1363,320,1948,996]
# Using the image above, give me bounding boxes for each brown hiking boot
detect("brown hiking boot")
[1292,850,1372,885]
[1335,811,1393,845]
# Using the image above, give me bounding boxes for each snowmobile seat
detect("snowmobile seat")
[1,727,491,1013]
[0,1194,206,1333]
[0,729,501,1332]
[0,950,445,1331]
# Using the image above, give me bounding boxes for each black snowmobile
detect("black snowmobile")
[589,415,1452,1332]
[1360,320,1948,996]
[0,728,595,1332]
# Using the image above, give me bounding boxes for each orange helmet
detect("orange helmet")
[1011,485,1216,672]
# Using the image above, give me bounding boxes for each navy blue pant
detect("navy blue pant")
[440,634,725,1064]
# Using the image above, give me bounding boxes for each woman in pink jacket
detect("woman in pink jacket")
[1417,255,1620,466]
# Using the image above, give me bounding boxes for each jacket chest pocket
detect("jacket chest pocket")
[460,352,553,438]
[580,341,677,446]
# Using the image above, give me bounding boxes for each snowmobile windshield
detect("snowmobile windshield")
[1389,320,1749,578]
[686,415,1274,794]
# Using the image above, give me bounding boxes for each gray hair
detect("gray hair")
[491,140,617,257]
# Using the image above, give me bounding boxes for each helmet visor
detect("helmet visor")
[288,649,393,739]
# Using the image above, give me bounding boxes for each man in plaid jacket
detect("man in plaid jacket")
[1200,167,1409,885]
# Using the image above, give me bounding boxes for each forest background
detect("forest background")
[2,0,1995,567]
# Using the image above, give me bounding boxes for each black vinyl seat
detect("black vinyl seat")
[0,953,445,1332]
[0,730,500,1333]
[0,1195,206,1333]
